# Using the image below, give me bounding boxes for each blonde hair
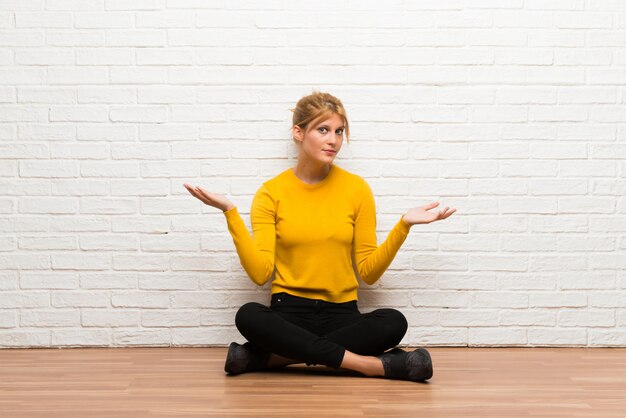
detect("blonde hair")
[290,90,350,143]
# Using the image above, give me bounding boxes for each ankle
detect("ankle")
[365,357,385,377]
[340,351,385,377]
[267,353,298,368]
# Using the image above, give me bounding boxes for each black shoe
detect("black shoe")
[224,342,269,375]
[377,347,433,382]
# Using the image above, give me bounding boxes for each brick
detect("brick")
[170,255,229,271]
[74,12,133,28]
[80,272,137,289]
[112,216,170,233]
[51,254,110,270]
[111,291,170,308]
[528,328,587,346]
[142,310,200,327]
[589,329,626,346]
[48,67,108,84]
[410,327,468,346]
[113,330,170,346]
[499,310,557,326]
[20,310,80,327]
[106,0,165,10]
[0,254,51,270]
[0,272,18,290]
[18,87,75,103]
[79,234,138,251]
[0,311,15,328]
[16,49,73,65]
[0,217,48,232]
[0,331,50,348]
[138,273,198,290]
[19,235,76,250]
[558,310,614,327]
[170,291,229,308]
[0,235,16,250]
[76,48,133,65]
[471,292,528,308]
[0,105,47,121]
[440,310,499,326]
[141,234,200,251]
[469,328,527,346]
[0,291,50,308]
[113,254,169,271]
[51,290,111,308]
[172,327,232,346]
[51,329,111,346]
[80,197,136,214]
[82,310,139,327]
[50,216,109,232]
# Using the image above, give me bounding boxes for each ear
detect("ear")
[292,125,303,143]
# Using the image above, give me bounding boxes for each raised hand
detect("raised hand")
[402,202,456,226]
[183,183,235,212]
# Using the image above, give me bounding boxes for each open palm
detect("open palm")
[402,202,456,226]
[183,183,234,212]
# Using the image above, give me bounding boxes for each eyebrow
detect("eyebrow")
[318,124,345,129]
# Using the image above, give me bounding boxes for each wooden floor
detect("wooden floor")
[1,347,626,417]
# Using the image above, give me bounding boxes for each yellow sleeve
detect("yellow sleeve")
[353,180,412,285]
[223,185,276,285]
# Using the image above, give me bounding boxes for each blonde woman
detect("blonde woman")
[184,91,456,382]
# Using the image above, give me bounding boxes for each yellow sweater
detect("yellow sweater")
[223,164,412,303]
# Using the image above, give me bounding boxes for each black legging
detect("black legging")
[235,291,408,369]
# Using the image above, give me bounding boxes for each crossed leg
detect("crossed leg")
[234,301,408,377]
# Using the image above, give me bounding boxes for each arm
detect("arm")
[223,185,276,285]
[183,182,275,286]
[353,180,411,285]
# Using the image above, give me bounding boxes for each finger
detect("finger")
[184,184,199,197]
[442,208,456,218]
[184,184,203,197]
[194,186,214,202]
[424,201,440,210]
[185,186,210,204]
[195,185,210,196]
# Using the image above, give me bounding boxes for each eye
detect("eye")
[318,127,327,133]
[336,129,344,135]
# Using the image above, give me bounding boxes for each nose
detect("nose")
[328,131,341,144]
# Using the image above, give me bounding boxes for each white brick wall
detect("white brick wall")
[1,1,626,348]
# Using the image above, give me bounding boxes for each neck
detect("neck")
[293,160,332,184]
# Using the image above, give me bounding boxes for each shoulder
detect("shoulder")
[253,168,290,199]
[335,165,370,191]
[260,168,290,191]
[333,164,367,186]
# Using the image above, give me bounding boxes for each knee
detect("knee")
[378,308,408,341]
[234,302,266,334]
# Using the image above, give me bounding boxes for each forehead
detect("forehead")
[312,113,344,127]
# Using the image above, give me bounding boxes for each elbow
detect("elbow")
[358,267,380,286]
[250,275,269,286]
[362,276,377,286]
[249,265,274,286]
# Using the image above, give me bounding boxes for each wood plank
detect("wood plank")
[1,347,625,417]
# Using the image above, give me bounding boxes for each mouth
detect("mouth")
[322,149,336,155]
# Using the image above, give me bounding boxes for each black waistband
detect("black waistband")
[271,292,357,308]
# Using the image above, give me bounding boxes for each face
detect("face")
[293,113,345,166]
